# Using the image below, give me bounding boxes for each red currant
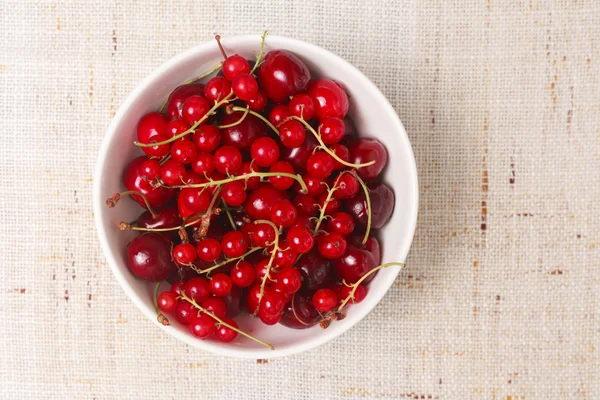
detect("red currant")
[193,125,221,153]
[327,212,355,236]
[293,193,318,216]
[251,222,277,247]
[170,139,197,164]
[213,145,242,174]
[268,161,295,190]
[210,273,233,297]
[330,143,350,170]
[317,232,347,259]
[250,137,280,168]
[258,308,282,325]
[306,151,334,179]
[287,226,315,254]
[334,173,359,199]
[172,243,196,266]
[319,117,345,144]
[260,290,286,314]
[196,238,222,262]
[273,241,298,268]
[191,152,215,176]
[183,278,211,303]
[275,267,302,294]
[160,160,186,186]
[232,74,258,101]
[340,284,367,305]
[176,301,197,325]
[270,199,297,227]
[230,261,256,288]
[189,313,215,338]
[166,119,190,139]
[247,89,267,111]
[204,76,232,105]
[289,94,315,120]
[216,318,239,342]
[201,297,227,319]
[157,291,177,313]
[278,120,306,148]
[312,288,338,312]
[237,161,261,190]
[223,55,250,81]
[269,105,290,127]
[221,181,246,206]
[182,95,210,125]
[221,231,249,258]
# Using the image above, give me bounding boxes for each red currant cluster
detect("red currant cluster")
[107,33,403,349]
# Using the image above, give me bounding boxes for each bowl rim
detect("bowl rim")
[93,34,419,359]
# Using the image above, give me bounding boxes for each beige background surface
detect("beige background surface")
[1,0,599,399]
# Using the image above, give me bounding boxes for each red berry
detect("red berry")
[317,192,341,214]
[251,137,280,168]
[232,74,258,101]
[126,233,176,281]
[306,151,334,179]
[201,297,227,319]
[183,278,211,303]
[244,183,288,220]
[334,173,359,199]
[204,76,232,105]
[330,143,350,170]
[275,267,302,294]
[166,83,204,120]
[237,161,261,190]
[278,120,306,148]
[246,284,262,314]
[327,212,355,236]
[251,222,277,247]
[269,105,290,127]
[221,231,249,258]
[270,199,297,227]
[301,176,326,196]
[140,159,161,181]
[171,281,183,296]
[289,94,315,120]
[182,95,210,125]
[230,261,256,288]
[193,125,221,153]
[258,308,282,325]
[312,288,338,312]
[137,112,168,144]
[222,181,247,206]
[172,243,196,266]
[220,112,267,151]
[157,291,178,313]
[317,232,347,259]
[260,290,286,314]
[176,301,197,325]
[287,226,315,254]
[189,313,215,338]
[307,79,349,120]
[340,284,367,305]
[293,193,318,216]
[191,152,215,176]
[170,139,197,164]
[223,55,250,81]
[349,138,388,181]
[179,188,211,213]
[268,161,295,190]
[165,119,190,140]
[213,145,242,174]
[247,89,267,111]
[319,117,345,144]
[141,135,169,158]
[273,241,298,268]
[196,238,222,262]
[216,318,239,342]
[210,273,233,297]
[160,159,186,186]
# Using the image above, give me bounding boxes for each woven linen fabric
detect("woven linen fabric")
[1,0,599,399]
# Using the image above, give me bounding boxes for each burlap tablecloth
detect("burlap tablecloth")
[1,0,598,398]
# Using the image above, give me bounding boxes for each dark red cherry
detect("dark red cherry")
[345,183,394,229]
[222,55,250,81]
[136,206,182,231]
[350,235,381,265]
[293,193,318,216]
[296,250,335,291]
[244,183,288,220]
[307,79,349,121]
[166,83,205,120]
[334,245,377,284]
[123,156,173,209]
[258,50,311,103]
[220,112,267,151]
[126,233,177,281]
[280,292,320,329]
[222,285,244,318]
[348,138,388,181]
[136,112,168,144]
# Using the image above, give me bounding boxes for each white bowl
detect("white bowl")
[94,34,418,359]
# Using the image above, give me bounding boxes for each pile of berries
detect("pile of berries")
[107,33,402,350]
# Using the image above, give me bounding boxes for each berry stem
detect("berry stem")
[253,219,281,313]
[215,35,228,59]
[153,282,170,326]
[194,186,223,240]
[337,262,406,312]
[250,30,268,74]
[136,91,234,147]
[222,200,238,231]
[179,290,274,350]
[217,106,249,129]
[106,191,157,218]
[165,171,308,193]
[119,211,209,232]
[191,247,262,275]
[289,116,376,169]
[229,106,279,134]
[351,171,371,245]
[312,172,348,235]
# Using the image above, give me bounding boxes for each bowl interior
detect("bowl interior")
[94,35,418,358]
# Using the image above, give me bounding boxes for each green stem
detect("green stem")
[153,281,161,314]
[253,219,281,313]
[250,31,268,74]
[222,200,238,231]
[136,91,234,147]
[312,173,349,235]
[337,262,406,312]
[289,116,376,169]
[217,106,249,129]
[179,291,274,350]
[230,106,279,134]
[165,171,308,193]
[191,247,261,275]
[351,171,372,245]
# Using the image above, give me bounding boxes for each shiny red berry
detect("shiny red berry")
[201,297,227,319]
[312,288,338,312]
[170,139,197,164]
[340,284,367,305]
[327,212,355,236]
[306,151,334,179]
[270,199,297,227]
[251,137,280,167]
[269,105,290,127]
[223,55,250,81]
[317,232,347,259]
[230,261,256,288]
[182,95,210,125]
[204,76,232,105]
[319,117,345,144]
[278,120,306,148]
[275,267,302,294]
[193,125,221,153]
[196,238,222,262]
[216,318,239,342]
[222,181,247,206]
[287,226,315,254]
[232,74,258,101]
[189,313,215,338]
[191,152,215,175]
[172,243,196,266]
[289,94,315,120]
[221,231,249,258]
[157,291,177,313]
[268,161,295,190]
[213,145,242,174]
[210,273,233,297]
